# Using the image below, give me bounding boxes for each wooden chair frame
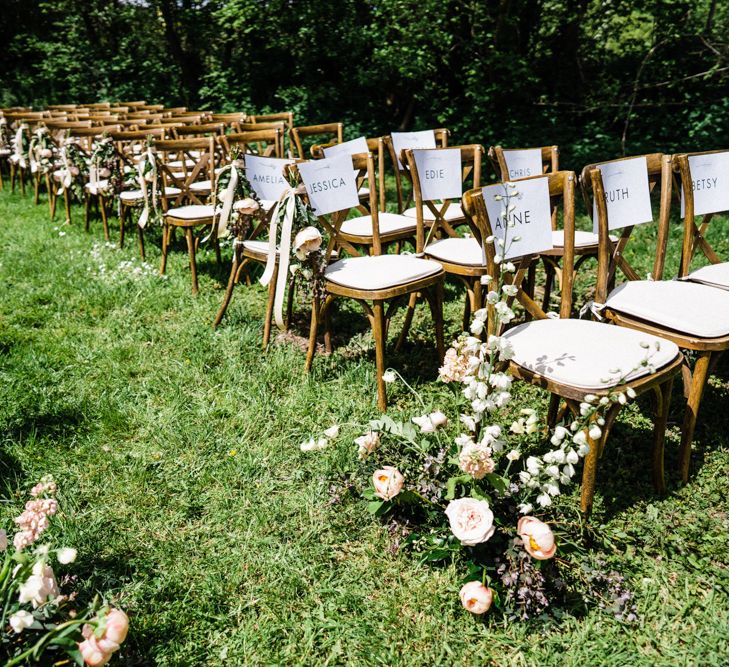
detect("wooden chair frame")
[290,122,343,160]
[488,145,559,181]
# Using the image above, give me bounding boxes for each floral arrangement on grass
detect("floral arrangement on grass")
[1,476,129,666]
[133,141,164,229]
[304,184,659,621]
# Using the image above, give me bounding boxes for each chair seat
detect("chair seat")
[606,280,729,338]
[119,186,181,202]
[0,148,11,157]
[167,159,196,169]
[190,179,212,192]
[358,186,370,196]
[502,319,679,390]
[425,237,485,266]
[242,240,278,257]
[325,255,441,291]
[340,212,417,238]
[685,262,729,290]
[403,203,464,221]
[52,168,67,179]
[164,204,215,220]
[85,180,109,194]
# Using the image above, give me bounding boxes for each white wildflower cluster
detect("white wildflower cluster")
[85,243,163,283]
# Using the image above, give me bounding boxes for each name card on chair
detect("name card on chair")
[246,155,294,201]
[680,151,729,217]
[592,156,652,232]
[482,177,553,260]
[503,149,543,180]
[391,130,437,169]
[299,153,360,215]
[323,136,369,158]
[413,148,462,201]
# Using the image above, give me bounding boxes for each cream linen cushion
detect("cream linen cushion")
[426,237,485,266]
[119,186,181,202]
[403,203,464,221]
[164,204,215,220]
[340,212,416,237]
[685,262,729,290]
[325,255,441,291]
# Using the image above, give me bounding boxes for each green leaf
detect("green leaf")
[485,473,509,495]
[445,475,472,500]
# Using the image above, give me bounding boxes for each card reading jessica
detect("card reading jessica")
[245,155,294,201]
[412,148,462,202]
[482,177,553,260]
[299,153,360,215]
[323,136,369,158]
[592,156,652,232]
[391,130,437,169]
[680,151,729,217]
[502,149,543,180]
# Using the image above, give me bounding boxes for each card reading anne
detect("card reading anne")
[391,130,437,169]
[413,148,462,202]
[298,153,360,216]
[680,151,729,217]
[323,136,369,158]
[502,148,543,180]
[482,177,553,260]
[591,156,652,232]
[245,155,294,201]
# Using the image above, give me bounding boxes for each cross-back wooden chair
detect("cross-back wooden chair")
[221,128,285,159]
[672,150,729,289]
[400,144,485,336]
[172,123,225,139]
[249,112,294,130]
[384,128,450,215]
[141,122,184,137]
[157,137,219,293]
[463,172,682,516]
[298,152,446,410]
[585,153,729,483]
[290,122,343,160]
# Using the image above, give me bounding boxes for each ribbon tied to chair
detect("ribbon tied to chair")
[260,182,307,330]
[215,159,245,239]
[137,146,158,229]
[11,127,27,170]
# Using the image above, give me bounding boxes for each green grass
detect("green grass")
[0,185,728,666]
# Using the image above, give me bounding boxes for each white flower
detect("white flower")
[518,471,531,485]
[573,431,588,446]
[526,456,541,475]
[300,437,328,452]
[562,462,576,478]
[56,548,77,565]
[626,387,637,399]
[584,394,598,403]
[503,262,516,273]
[588,424,602,440]
[550,426,569,445]
[355,431,380,459]
[18,562,59,608]
[502,284,518,296]
[9,610,34,634]
[324,425,340,439]
[382,370,397,383]
[565,449,579,464]
[460,414,476,432]
[517,503,533,514]
[445,498,495,546]
[470,318,484,335]
[412,415,435,433]
[510,420,525,434]
[536,493,552,507]
[489,372,512,390]
[486,290,499,304]
[506,449,521,462]
[293,226,322,260]
[545,465,560,479]
[429,411,448,428]
[577,443,590,457]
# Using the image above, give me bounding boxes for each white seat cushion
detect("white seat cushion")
[551,230,618,248]
[84,180,109,194]
[425,237,485,266]
[190,179,211,192]
[167,159,196,169]
[358,186,370,196]
[325,255,441,291]
[164,204,215,220]
[0,148,11,157]
[686,262,729,290]
[503,319,679,390]
[52,168,67,179]
[340,212,417,238]
[403,203,464,221]
[242,240,277,255]
[606,280,729,338]
[119,186,181,202]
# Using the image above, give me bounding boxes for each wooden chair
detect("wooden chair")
[211,113,247,130]
[221,128,284,159]
[586,153,729,483]
[672,150,729,289]
[249,112,294,131]
[172,123,226,139]
[290,122,343,159]
[384,128,449,215]
[86,102,111,110]
[402,144,485,334]
[489,145,559,181]
[300,152,446,410]
[462,171,683,516]
[158,137,219,293]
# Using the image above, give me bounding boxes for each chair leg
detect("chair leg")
[84,194,90,231]
[395,292,418,351]
[99,196,110,240]
[62,187,71,225]
[20,168,26,196]
[119,203,126,248]
[524,262,537,322]
[372,300,388,412]
[305,293,320,371]
[462,286,472,332]
[580,422,605,517]
[263,262,279,349]
[679,351,712,482]
[33,173,40,205]
[285,275,296,330]
[137,224,146,261]
[542,261,555,312]
[424,282,445,361]
[10,163,16,194]
[651,376,674,495]
[546,393,561,429]
[184,227,199,294]
[323,306,333,354]
[50,185,58,221]
[214,239,222,265]
[214,251,240,329]
[45,175,53,218]
[160,224,170,275]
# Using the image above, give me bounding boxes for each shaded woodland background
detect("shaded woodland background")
[1,0,728,166]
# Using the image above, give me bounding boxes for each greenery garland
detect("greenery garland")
[28,127,55,176]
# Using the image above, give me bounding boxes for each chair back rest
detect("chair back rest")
[155,137,216,206]
[89,114,119,125]
[582,153,673,302]
[290,122,343,159]
[221,129,284,158]
[463,170,576,325]
[404,144,483,251]
[489,145,559,181]
[47,104,78,111]
[249,112,293,130]
[116,100,147,108]
[127,112,163,122]
[110,128,166,169]
[172,123,225,138]
[671,149,729,275]
[86,102,111,110]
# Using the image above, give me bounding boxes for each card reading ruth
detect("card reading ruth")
[482,177,553,260]
[298,153,360,216]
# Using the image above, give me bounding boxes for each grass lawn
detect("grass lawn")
[0,185,727,666]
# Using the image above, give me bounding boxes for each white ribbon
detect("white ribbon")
[56,145,73,195]
[260,184,305,330]
[12,127,26,169]
[579,300,606,321]
[216,164,238,239]
[137,147,158,229]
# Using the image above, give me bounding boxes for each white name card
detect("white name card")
[323,136,369,159]
[592,156,653,232]
[681,151,729,217]
[391,129,437,169]
[413,148,462,202]
[482,177,553,260]
[299,153,360,216]
[245,155,294,201]
[502,148,543,180]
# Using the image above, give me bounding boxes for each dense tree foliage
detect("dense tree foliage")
[1,0,728,165]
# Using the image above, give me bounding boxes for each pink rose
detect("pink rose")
[293,226,322,260]
[99,168,111,179]
[39,148,53,159]
[78,635,112,667]
[78,608,129,666]
[235,197,260,216]
[459,581,493,614]
[372,466,404,501]
[103,609,129,645]
[445,498,495,546]
[517,516,556,560]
